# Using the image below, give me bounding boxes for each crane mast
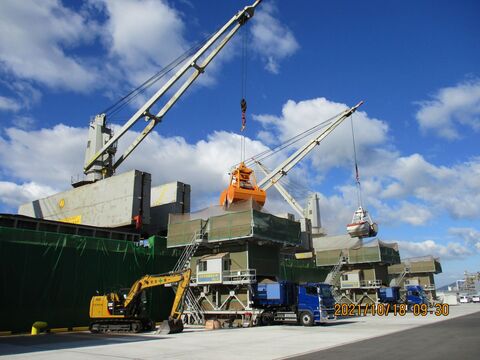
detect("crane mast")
[81,0,262,185]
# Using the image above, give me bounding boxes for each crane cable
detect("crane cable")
[238,111,342,169]
[350,113,363,208]
[240,24,248,163]
[99,22,225,121]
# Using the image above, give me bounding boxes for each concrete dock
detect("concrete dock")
[1,304,479,360]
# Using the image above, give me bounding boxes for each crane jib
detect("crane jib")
[83,1,261,176]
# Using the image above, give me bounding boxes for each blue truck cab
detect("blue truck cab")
[378,285,429,309]
[406,285,429,306]
[253,281,336,326]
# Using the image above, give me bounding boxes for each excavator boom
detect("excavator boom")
[89,269,191,334]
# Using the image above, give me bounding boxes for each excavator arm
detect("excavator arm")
[123,269,191,312]
[90,269,191,334]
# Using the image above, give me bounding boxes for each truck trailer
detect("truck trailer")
[252,281,336,326]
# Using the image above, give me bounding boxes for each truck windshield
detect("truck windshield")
[318,285,332,298]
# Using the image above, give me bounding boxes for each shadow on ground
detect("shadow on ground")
[0,332,167,356]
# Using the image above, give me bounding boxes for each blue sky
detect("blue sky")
[0,0,479,286]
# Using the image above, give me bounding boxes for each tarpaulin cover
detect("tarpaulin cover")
[167,203,301,248]
[0,227,179,333]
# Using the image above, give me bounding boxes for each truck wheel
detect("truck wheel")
[261,312,274,326]
[300,312,314,327]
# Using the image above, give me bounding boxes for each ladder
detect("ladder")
[325,252,348,301]
[390,265,410,287]
[173,221,208,272]
[184,289,204,325]
[173,220,209,324]
[325,251,348,285]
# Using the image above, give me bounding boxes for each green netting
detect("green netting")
[252,211,301,245]
[209,210,252,241]
[167,219,203,247]
[248,243,280,276]
[0,227,179,333]
[388,260,442,274]
[316,244,400,266]
[348,246,381,263]
[316,249,343,266]
[167,209,301,248]
[378,246,401,265]
[280,258,329,283]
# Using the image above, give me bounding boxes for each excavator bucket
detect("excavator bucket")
[156,318,184,335]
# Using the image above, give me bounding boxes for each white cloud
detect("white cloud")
[116,129,269,208]
[0,96,21,112]
[0,124,269,211]
[254,97,389,171]
[377,154,480,220]
[12,116,36,130]
[316,192,355,234]
[449,227,480,251]
[376,201,434,226]
[0,125,87,189]
[250,1,299,74]
[252,96,480,232]
[94,0,188,87]
[0,181,57,208]
[416,79,480,139]
[395,239,471,260]
[0,0,99,92]
[2,93,480,239]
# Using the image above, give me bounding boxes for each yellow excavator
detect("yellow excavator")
[89,269,191,334]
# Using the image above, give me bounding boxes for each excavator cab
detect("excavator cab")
[219,162,266,207]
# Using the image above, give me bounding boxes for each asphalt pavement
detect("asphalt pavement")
[288,310,480,360]
[1,305,478,359]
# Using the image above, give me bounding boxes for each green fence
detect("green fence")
[0,227,179,333]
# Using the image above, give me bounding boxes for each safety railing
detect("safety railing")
[222,269,257,284]
[359,279,382,288]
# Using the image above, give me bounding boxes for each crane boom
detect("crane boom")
[255,160,305,218]
[83,0,261,180]
[257,101,364,191]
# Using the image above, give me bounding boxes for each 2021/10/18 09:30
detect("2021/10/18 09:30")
[334,303,449,316]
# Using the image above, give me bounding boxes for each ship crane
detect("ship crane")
[219,101,364,208]
[78,0,262,186]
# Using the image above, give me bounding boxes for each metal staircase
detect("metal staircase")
[326,252,348,285]
[173,220,209,324]
[390,265,410,287]
[326,252,348,301]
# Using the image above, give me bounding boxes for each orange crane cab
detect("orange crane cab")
[219,162,266,207]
